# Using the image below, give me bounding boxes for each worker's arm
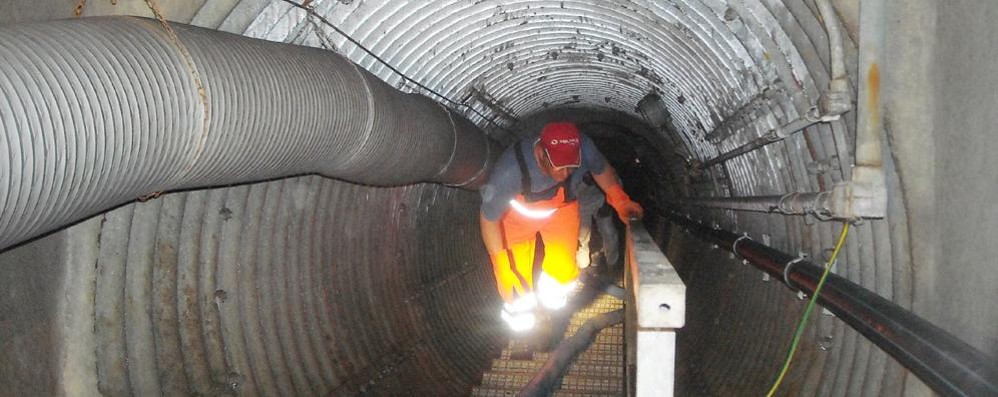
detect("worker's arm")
[577,134,643,223]
[592,165,644,223]
[479,147,519,257]
[480,212,504,257]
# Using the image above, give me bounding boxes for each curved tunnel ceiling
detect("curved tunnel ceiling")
[3,0,997,396]
[231,0,854,202]
[241,1,811,144]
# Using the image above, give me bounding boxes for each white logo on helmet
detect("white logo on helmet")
[549,138,579,146]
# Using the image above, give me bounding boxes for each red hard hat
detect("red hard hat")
[539,122,581,168]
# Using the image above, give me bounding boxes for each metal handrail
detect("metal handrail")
[624,220,687,397]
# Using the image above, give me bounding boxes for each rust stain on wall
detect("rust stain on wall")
[867,62,880,126]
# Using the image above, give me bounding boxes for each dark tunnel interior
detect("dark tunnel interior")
[4,1,998,396]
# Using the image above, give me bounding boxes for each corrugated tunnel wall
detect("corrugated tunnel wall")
[2,0,997,396]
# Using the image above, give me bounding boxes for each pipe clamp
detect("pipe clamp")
[732,233,751,261]
[783,254,807,289]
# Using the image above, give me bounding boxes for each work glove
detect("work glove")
[605,185,644,224]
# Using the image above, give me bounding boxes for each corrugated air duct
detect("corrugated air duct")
[0,15,503,396]
[0,16,498,251]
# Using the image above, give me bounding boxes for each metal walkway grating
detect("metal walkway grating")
[471,290,625,396]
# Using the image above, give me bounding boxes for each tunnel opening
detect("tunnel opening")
[3,1,998,396]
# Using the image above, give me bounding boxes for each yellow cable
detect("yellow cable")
[766,222,850,397]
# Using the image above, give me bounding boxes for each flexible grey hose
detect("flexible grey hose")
[518,309,626,397]
[0,17,498,250]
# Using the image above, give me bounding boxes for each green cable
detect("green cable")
[765,223,850,397]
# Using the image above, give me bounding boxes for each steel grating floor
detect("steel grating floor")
[471,288,625,396]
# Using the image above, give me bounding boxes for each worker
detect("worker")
[479,121,643,331]
[576,174,620,270]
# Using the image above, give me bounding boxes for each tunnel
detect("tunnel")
[1,0,997,396]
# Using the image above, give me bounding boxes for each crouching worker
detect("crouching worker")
[479,121,643,331]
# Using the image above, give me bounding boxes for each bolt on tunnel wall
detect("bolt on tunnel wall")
[4,0,998,396]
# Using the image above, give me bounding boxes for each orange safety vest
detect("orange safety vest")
[492,144,581,303]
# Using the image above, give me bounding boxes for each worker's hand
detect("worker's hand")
[614,200,644,224]
[604,185,643,224]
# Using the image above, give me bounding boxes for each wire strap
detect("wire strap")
[777,192,799,214]
[782,254,806,289]
[74,0,87,16]
[143,0,211,185]
[732,233,751,260]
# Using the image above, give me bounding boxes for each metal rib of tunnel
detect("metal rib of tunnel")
[3,176,503,396]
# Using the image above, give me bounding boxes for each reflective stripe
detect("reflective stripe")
[536,272,578,310]
[502,293,538,331]
[509,198,556,219]
[500,309,536,332]
[504,292,538,313]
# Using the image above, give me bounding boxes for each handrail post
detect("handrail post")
[624,220,686,397]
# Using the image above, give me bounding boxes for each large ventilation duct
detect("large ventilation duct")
[0,16,497,251]
[0,16,502,396]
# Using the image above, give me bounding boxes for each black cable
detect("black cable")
[279,0,514,132]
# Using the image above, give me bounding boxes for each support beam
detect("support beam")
[704,87,783,143]
[696,110,827,170]
[680,192,831,217]
[841,0,888,218]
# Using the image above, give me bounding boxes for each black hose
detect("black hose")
[579,271,626,300]
[664,212,998,396]
[518,309,625,397]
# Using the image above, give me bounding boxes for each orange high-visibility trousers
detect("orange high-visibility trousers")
[491,193,580,304]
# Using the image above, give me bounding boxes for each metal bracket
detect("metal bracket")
[819,78,852,117]
[827,174,887,219]
[783,253,807,289]
[732,233,751,261]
